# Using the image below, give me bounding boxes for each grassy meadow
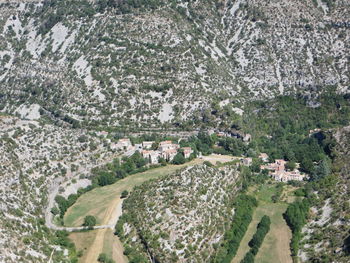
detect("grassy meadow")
[232,183,295,263]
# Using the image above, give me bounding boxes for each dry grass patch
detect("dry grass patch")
[69,230,98,263]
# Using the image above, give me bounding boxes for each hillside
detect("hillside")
[0,115,117,262]
[298,127,350,262]
[0,0,349,128]
[0,0,349,262]
[116,164,242,262]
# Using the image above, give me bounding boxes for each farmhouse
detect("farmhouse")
[259,153,269,162]
[142,150,160,164]
[142,141,154,149]
[261,159,305,182]
[117,138,132,149]
[160,140,172,146]
[161,149,178,162]
[182,147,193,158]
[159,141,179,151]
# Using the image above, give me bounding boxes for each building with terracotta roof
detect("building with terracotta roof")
[160,140,172,146]
[161,149,178,161]
[159,141,179,152]
[259,153,269,162]
[142,141,154,149]
[261,159,305,182]
[182,147,193,158]
[142,150,160,164]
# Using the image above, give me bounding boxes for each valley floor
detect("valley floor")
[232,183,296,263]
[51,154,299,263]
[66,155,235,262]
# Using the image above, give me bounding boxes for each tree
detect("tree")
[240,251,254,263]
[130,151,147,168]
[285,161,296,171]
[115,168,127,179]
[251,158,261,173]
[51,206,59,215]
[158,157,167,166]
[97,172,115,186]
[300,158,315,174]
[172,153,186,165]
[311,157,331,181]
[248,215,271,255]
[122,159,136,173]
[121,190,129,199]
[55,195,69,218]
[284,199,310,257]
[83,215,96,228]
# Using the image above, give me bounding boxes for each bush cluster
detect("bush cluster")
[284,199,310,261]
[240,215,271,263]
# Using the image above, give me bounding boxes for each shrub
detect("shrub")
[121,190,129,199]
[203,161,213,167]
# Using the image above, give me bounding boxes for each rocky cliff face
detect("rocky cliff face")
[0,0,349,127]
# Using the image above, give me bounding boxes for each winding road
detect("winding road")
[45,155,231,262]
[45,153,122,232]
[45,177,125,263]
[45,178,118,232]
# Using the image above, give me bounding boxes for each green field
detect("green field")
[232,183,294,263]
[64,159,204,227]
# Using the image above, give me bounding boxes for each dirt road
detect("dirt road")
[83,197,126,263]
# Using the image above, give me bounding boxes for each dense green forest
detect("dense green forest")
[180,93,341,184]
[245,92,350,135]
[244,94,341,179]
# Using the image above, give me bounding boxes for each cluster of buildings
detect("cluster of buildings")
[259,154,306,182]
[112,138,193,164]
[208,129,252,142]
